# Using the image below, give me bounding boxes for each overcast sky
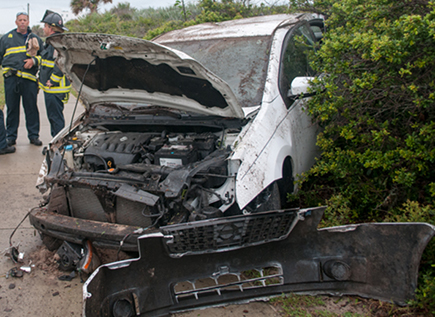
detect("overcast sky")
[0,0,177,34]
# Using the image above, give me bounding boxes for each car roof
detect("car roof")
[153,13,315,43]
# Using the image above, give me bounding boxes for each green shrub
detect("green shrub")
[66,1,289,40]
[290,0,435,308]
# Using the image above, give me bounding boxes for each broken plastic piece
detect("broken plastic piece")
[7,267,23,278]
[59,271,76,281]
[9,247,20,263]
[57,240,101,274]
[57,241,82,271]
[78,240,101,274]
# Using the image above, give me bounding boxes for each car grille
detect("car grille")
[161,209,300,256]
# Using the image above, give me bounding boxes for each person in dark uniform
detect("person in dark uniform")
[0,106,15,154]
[40,10,71,138]
[0,12,43,146]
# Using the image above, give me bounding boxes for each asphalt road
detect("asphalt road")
[0,92,280,316]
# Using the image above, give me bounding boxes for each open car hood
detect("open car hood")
[47,33,244,118]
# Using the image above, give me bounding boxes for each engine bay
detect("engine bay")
[42,122,242,229]
[77,130,221,170]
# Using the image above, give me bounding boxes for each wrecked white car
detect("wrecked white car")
[30,13,323,253]
[28,14,435,316]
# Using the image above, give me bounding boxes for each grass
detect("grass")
[270,294,328,317]
[269,293,427,317]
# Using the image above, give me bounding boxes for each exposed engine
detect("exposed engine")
[43,127,240,229]
[65,130,218,169]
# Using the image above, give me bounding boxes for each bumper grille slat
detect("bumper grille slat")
[162,209,299,256]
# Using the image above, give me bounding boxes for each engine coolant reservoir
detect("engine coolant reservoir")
[64,144,74,169]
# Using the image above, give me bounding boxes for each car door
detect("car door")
[234,21,322,210]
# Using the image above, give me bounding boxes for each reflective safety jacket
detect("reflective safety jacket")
[0,27,43,82]
[39,38,71,102]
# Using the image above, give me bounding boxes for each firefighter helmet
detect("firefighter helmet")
[41,10,68,31]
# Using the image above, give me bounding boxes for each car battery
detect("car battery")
[193,133,217,159]
[155,144,198,167]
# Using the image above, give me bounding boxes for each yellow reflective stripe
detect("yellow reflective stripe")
[4,46,26,57]
[2,68,37,82]
[62,93,70,104]
[17,71,37,82]
[38,82,72,94]
[2,67,12,75]
[34,56,41,65]
[50,73,62,82]
[41,59,55,67]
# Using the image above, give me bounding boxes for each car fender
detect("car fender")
[232,96,317,210]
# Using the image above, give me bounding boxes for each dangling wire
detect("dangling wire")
[68,56,98,136]
[7,208,36,263]
[55,56,98,177]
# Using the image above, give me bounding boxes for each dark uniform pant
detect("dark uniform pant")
[4,75,40,142]
[0,110,7,149]
[44,92,65,137]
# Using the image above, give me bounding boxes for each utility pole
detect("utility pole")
[27,3,30,18]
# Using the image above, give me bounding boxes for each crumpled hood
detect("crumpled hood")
[47,33,244,118]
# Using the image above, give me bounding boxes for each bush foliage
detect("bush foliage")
[290,0,435,311]
[65,0,289,39]
[290,0,435,219]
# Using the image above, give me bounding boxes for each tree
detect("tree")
[70,0,113,15]
[31,25,44,38]
[110,2,135,20]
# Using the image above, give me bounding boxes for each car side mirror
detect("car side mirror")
[287,76,315,100]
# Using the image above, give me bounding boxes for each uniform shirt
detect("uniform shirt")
[0,27,43,82]
[39,37,71,95]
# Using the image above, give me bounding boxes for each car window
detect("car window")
[162,36,272,108]
[279,23,317,107]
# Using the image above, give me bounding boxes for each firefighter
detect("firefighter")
[0,12,44,147]
[40,10,71,138]
[0,107,15,154]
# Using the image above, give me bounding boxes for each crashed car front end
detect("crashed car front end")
[32,105,246,251]
[30,17,319,256]
[29,30,263,255]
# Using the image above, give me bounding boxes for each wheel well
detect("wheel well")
[277,157,294,207]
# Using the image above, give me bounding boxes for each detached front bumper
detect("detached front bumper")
[29,208,148,252]
[83,207,435,316]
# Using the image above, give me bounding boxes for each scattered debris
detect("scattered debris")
[6,267,23,278]
[20,266,31,273]
[3,245,23,264]
[28,245,60,273]
[58,271,76,281]
[56,240,100,274]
